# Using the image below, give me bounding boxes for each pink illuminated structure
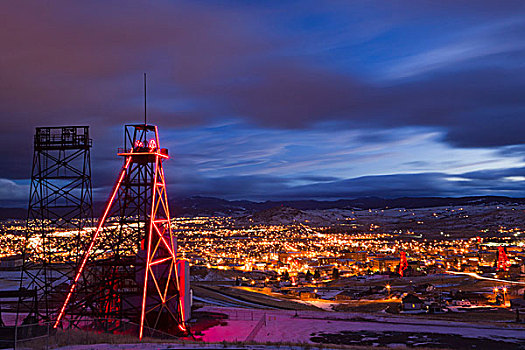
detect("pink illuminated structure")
[497,246,510,272]
[399,251,408,277]
[54,124,186,339]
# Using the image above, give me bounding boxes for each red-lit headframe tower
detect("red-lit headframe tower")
[54,124,187,338]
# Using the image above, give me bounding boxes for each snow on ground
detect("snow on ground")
[57,344,338,350]
[202,319,259,342]
[433,283,460,288]
[293,299,337,311]
[198,306,525,344]
[48,306,525,349]
[316,289,342,300]
[362,274,390,281]
[192,296,240,308]
[191,270,233,282]
[0,269,65,291]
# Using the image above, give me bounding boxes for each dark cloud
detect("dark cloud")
[163,168,525,201]
[402,161,430,168]
[460,167,525,181]
[168,174,292,200]
[0,0,263,178]
[203,64,525,150]
[277,173,455,200]
[2,165,524,207]
[0,179,29,207]
[497,145,525,161]
[2,2,524,140]
[298,176,340,183]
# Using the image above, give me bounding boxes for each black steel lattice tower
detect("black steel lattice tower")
[18,126,93,324]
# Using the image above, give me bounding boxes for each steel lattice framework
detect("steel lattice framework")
[53,124,186,338]
[18,126,93,324]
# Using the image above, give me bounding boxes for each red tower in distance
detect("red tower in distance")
[54,124,186,339]
[497,246,509,272]
[398,251,408,277]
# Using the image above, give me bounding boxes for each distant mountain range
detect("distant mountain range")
[2,195,524,219]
